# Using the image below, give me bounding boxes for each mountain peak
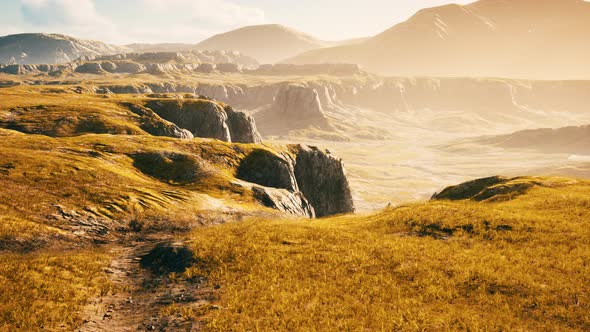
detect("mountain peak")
[196,24,327,64]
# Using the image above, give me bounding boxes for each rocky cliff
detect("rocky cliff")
[3,76,589,139]
[236,145,355,217]
[145,99,262,143]
[291,145,355,217]
[255,84,332,135]
[0,87,356,220]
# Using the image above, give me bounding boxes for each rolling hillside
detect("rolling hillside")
[286,0,590,79]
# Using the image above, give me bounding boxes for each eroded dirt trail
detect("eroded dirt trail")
[79,237,214,332]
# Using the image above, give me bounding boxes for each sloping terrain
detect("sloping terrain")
[286,0,590,79]
[471,124,590,154]
[0,84,356,330]
[195,24,329,64]
[2,72,590,210]
[0,33,129,64]
[186,176,590,330]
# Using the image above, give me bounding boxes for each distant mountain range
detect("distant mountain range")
[193,24,331,64]
[0,33,128,64]
[476,124,590,155]
[0,25,361,65]
[2,0,590,79]
[285,0,590,79]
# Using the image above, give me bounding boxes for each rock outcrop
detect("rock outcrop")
[237,149,298,191]
[125,103,193,139]
[252,186,315,218]
[432,176,539,202]
[255,84,332,135]
[145,99,262,143]
[90,50,259,69]
[236,145,355,218]
[291,145,355,217]
[225,106,263,144]
[75,62,105,74]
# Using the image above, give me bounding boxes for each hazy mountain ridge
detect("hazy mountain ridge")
[472,124,590,154]
[195,24,332,64]
[286,0,590,79]
[0,33,130,64]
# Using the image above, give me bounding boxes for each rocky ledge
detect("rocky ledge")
[236,145,355,217]
[144,98,262,144]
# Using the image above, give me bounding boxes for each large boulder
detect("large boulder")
[195,63,215,73]
[291,145,355,217]
[216,63,241,73]
[99,61,118,73]
[114,61,145,73]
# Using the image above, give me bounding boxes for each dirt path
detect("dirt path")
[79,236,214,332]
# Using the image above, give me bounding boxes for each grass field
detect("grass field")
[188,177,590,331]
[0,250,111,330]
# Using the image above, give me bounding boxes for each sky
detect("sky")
[0,0,473,45]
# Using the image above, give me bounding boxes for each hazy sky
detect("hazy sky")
[0,0,473,44]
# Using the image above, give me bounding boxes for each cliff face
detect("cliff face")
[0,87,356,220]
[291,145,355,217]
[145,99,262,143]
[255,84,332,135]
[125,104,194,140]
[4,76,589,139]
[236,146,355,218]
[225,106,263,144]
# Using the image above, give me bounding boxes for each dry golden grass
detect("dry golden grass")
[188,177,590,331]
[0,250,111,330]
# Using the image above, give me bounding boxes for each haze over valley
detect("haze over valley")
[1,0,589,330]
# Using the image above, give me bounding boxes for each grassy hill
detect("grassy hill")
[0,85,589,330]
[187,176,590,331]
